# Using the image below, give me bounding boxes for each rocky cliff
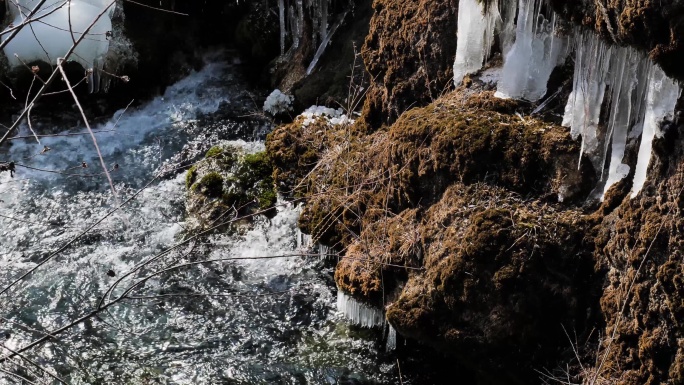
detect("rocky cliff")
[266,0,684,384]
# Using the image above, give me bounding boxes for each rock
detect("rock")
[361,0,459,126]
[185,144,276,231]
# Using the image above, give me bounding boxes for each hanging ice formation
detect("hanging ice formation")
[495,0,568,101]
[453,0,500,85]
[631,66,681,198]
[336,291,384,328]
[561,29,681,199]
[276,0,348,75]
[386,324,397,351]
[2,0,115,92]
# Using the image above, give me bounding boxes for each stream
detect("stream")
[0,53,407,384]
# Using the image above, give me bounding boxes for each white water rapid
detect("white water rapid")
[0,53,400,384]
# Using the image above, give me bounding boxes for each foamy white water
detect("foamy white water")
[0,54,398,384]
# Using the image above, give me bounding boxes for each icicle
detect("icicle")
[499,0,518,57]
[319,0,329,42]
[386,324,397,351]
[306,10,347,75]
[561,26,681,200]
[318,243,329,259]
[453,0,499,85]
[631,66,681,198]
[295,0,305,49]
[495,0,568,101]
[561,29,611,166]
[279,0,286,55]
[600,47,640,199]
[336,291,384,328]
[296,229,312,251]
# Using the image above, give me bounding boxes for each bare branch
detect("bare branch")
[57,58,118,199]
[0,0,117,147]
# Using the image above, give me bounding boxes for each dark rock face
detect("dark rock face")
[361,0,459,127]
[270,0,372,112]
[589,123,684,385]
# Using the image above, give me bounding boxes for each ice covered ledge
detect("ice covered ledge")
[2,0,115,90]
[337,290,384,328]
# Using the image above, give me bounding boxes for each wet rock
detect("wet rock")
[185,144,276,231]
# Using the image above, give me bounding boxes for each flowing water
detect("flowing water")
[0,53,405,384]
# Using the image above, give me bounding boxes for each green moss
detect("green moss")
[186,165,198,189]
[242,151,272,179]
[257,185,277,209]
[206,146,224,158]
[195,172,224,198]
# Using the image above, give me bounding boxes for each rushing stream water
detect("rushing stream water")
[0,53,409,384]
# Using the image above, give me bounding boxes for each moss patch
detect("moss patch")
[186,146,277,230]
[194,172,224,198]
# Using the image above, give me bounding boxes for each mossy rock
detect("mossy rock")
[186,145,277,230]
[193,172,224,198]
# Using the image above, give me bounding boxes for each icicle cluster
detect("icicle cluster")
[277,0,349,75]
[318,243,330,259]
[561,29,681,199]
[495,0,568,101]
[336,291,384,328]
[296,229,312,251]
[453,0,567,97]
[453,0,500,85]
[454,0,682,199]
[386,324,397,351]
[3,0,115,92]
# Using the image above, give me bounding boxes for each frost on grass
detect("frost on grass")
[263,89,294,115]
[300,105,353,126]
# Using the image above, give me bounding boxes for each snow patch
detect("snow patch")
[300,105,353,127]
[263,89,294,115]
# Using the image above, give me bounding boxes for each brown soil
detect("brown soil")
[266,89,603,382]
[361,0,460,127]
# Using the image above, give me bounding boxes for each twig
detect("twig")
[123,0,188,15]
[57,58,118,200]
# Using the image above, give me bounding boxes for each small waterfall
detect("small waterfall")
[337,291,385,328]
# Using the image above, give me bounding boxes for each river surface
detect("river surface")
[0,53,415,384]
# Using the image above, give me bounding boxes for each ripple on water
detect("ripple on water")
[0,53,401,384]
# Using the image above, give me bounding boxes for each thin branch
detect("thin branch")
[57,58,118,200]
[0,0,117,148]
[123,0,189,16]
[0,0,51,50]
[0,345,68,384]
